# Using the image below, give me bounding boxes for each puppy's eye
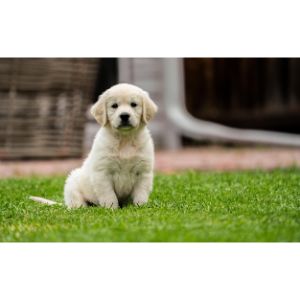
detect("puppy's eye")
[131,102,137,108]
[111,103,118,109]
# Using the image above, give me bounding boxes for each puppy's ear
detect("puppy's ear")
[142,92,158,123]
[90,93,107,126]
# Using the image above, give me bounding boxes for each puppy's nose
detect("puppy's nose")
[120,113,130,122]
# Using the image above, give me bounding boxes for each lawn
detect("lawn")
[0,169,299,242]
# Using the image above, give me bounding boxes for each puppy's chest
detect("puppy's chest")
[106,149,149,177]
[107,155,147,197]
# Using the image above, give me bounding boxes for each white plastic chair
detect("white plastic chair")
[119,58,300,148]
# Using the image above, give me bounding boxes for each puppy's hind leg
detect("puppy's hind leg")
[64,188,87,208]
[64,170,87,208]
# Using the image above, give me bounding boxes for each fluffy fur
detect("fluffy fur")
[64,83,157,208]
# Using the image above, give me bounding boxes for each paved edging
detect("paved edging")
[1,147,300,178]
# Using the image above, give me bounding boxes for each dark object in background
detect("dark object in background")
[184,58,300,134]
[0,58,100,159]
[92,58,118,103]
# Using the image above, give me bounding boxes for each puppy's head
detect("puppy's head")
[91,83,157,133]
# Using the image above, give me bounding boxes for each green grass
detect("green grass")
[0,169,299,242]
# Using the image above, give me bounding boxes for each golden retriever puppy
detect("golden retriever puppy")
[64,83,158,208]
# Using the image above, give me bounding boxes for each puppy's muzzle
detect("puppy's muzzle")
[119,113,131,127]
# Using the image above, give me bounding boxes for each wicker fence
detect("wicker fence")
[0,58,100,159]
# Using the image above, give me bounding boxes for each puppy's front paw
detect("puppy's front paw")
[99,198,119,209]
[133,197,148,207]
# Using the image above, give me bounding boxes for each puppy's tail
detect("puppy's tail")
[29,196,62,206]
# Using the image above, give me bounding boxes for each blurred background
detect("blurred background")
[1,58,300,175]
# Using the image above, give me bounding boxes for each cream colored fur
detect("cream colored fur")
[64,83,157,208]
